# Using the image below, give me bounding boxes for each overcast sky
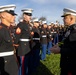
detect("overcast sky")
[0,0,76,24]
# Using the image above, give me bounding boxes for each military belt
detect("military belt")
[33,38,40,40]
[42,35,47,37]
[51,32,53,33]
[0,51,14,57]
[53,32,56,33]
[20,39,30,41]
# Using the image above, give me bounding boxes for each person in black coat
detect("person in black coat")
[51,8,76,75]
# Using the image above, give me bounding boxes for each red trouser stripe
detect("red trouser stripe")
[68,72,72,75]
[22,56,25,75]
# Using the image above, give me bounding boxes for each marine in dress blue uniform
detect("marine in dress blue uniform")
[0,4,18,75]
[31,18,40,73]
[14,8,33,75]
[40,21,48,60]
[47,24,53,55]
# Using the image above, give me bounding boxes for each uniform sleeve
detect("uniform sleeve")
[60,29,76,54]
[14,22,23,44]
[0,28,12,43]
[0,28,3,43]
[60,42,76,55]
[69,29,76,41]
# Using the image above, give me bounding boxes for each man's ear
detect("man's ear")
[70,15,75,21]
[1,12,6,18]
[71,17,73,20]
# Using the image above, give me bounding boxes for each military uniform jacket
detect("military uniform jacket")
[0,23,14,52]
[32,27,40,49]
[60,24,76,70]
[47,28,53,42]
[40,28,47,44]
[52,28,57,39]
[0,23,18,75]
[14,20,31,56]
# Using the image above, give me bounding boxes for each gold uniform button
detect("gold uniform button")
[24,44,26,45]
[8,40,10,42]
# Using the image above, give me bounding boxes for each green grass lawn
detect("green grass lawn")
[32,53,61,75]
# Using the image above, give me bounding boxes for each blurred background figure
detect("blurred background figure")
[40,21,48,61]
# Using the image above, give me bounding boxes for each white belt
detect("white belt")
[53,32,56,33]
[20,39,30,41]
[33,38,40,40]
[0,51,14,57]
[49,35,51,36]
[51,32,53,33]
[42,35,47,37]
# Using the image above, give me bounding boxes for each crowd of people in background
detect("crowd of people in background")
[11,18,65,75]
